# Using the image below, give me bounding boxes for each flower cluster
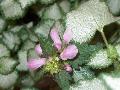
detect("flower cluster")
[27,27,78,74]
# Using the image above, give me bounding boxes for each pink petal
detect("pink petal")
[64,64,72,72]
[35,44,42,55]
[60,45,78,60]
[50,27,62,51]
[27,58,46,70]
[63,29,72,44]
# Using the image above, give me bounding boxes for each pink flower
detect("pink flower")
[50,27,62,51]
[50,27,78,60]
[63,29,73,44]
[64,64,72,72]
[27,58,46,70]
[35,44,42,55]
[60,45,78,60]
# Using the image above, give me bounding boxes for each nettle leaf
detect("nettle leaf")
[42,3,63,20]
[0,71,18,89]
[21,40,35,51]
[28,31,38,43]
[39,0,55,5]
[17,50,28,71]
[0,0,24,20]
[9,25,29,41]
[0,43,10,58]
[59,0,71,14]
[30,69,45,82]
[69,42,102,69]
[66,0,119,44]
[70,78,107,90]
[27,49,39,59]
[38,35,55,55]
[88,49,113,69]
[34,19,55,38]
[21,75,34,87]
[107,0,120,16]
[9,25,24,33]
[18,0,37,9]
[55,70,72,90]
[73,67,95,82]
[99,72,120,90]
[0,57,17,75]
[2,31,21,51]
[55,21,65,39]
[17,27,29,41]
[0,17,6,33]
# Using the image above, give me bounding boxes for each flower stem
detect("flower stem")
[100,30,109,48]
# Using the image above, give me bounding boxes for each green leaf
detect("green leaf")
[107,0,120,16]
[34,19,55,38]
[27,49,39,59]
[9,25,24,33]
[0,57,17,75]
[66,0,119,43]
[0,43,10,58]
[39,0,55,4]
[17,50,28,71]
[55,70,72,90]
[69,42,102,69]
[0,17,6,33]
[54,21,65,39]
[88,49,113,69]
[21,75,34,87]
[99,72,120,90]
[21,40,35,51]
[73,67,95,82]
[59,0,71,13]
[0,71,18,89]
[28,31,38,42]
[0,0,24,20]
[42,3,62,20]
[38,35,55,55]
[2,31,21,51]
[31,69,45,82]
[18,0,37,9]
[70,78,107,90]
[17,27,29,41]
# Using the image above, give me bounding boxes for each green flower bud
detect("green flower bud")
[107,45,119,60]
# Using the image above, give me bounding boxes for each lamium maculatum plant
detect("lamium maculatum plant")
[27,27,78,74]
[0,0,120,90]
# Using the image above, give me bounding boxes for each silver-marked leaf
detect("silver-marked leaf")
[0,17,6,33]
[0,57,17,75]
[59,0,71,13]
[99,72,120,90]
[66,0,119,44]
[70,78,107,90]
[107,0,120,16]
[0,0,24,20]
[0,44,10,58]
[17,50,28,71]
[18,0,36,9]
[42,3,62,20]
[2,31,21,50]
[0,72,18,89]
[88,50,112,69]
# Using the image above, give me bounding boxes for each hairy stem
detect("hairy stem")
[100,30,109,48]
